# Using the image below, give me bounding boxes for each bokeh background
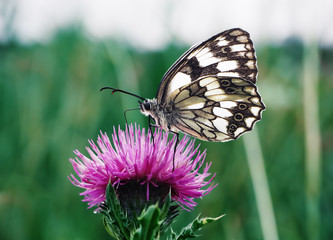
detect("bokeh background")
[1,0,332,239]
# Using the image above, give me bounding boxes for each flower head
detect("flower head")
[69,124,216,211]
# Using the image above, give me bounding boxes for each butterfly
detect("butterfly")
[102,28,265,143]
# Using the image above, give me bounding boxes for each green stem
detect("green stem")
[303,40,321,240]
[243,129,279,240]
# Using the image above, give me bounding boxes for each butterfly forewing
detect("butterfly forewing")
[127,28,265,143]
[167,76,264,141]
[157,28,258,104]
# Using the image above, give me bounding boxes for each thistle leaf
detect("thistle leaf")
[131,205,162,240]
[169,214,224,240]
[101,183,131,240]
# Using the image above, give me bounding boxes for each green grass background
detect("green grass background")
[0,29,332,240]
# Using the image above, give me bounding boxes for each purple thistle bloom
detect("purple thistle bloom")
[69,124,216,211]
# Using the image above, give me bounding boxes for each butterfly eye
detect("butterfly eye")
[143,102,151,111]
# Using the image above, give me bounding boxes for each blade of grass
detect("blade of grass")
[243,129,279,240]
[302,40,321,240]
[104,41,144,125]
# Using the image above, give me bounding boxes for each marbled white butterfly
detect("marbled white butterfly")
[102,28,265,142]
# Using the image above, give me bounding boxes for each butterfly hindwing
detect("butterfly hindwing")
[166,76,264,141]
[157,28,258,104]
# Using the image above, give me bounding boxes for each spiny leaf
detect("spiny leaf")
[131,205,162,240]
[170,214,225,240]
[102,183,131,239]
[160,191,171,221]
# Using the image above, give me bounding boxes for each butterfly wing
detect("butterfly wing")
[167,76,265,141]
[157,28,258,104]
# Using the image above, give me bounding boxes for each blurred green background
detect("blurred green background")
[0,27,332,240]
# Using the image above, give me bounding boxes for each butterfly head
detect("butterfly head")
[139,99,158,117]
[139,100,150,115]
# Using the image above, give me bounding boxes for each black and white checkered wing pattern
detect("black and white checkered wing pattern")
[157,28,258,104]
[167,76,264,141]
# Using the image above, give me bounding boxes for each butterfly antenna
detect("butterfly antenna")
[100,87,145,101]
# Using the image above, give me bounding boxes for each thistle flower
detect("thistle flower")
[69,124,216,212]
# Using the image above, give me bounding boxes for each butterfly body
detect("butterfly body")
[106,28,265,142]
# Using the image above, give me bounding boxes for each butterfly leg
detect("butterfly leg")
[168,130,179,171]
[148,117,163,145]
[148,116,155,144]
